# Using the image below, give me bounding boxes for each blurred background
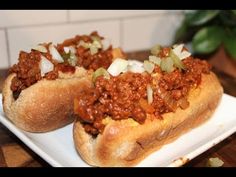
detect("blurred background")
[0,10,184,68]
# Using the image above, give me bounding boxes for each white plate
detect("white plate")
[0,93,236,167]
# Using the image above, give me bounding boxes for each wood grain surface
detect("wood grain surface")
[0,51,235,167]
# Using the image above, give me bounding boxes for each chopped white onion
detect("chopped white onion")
[40,55,54,77]
[101,38,111,50]
[173,44,184,55]
[127,60,145,73]
[63,46,77,66]
[172,44,191,60]
[173,44,179,48]
[144,60,155,74]
[68,46,76,54]
[92,40,102,49]
[64,46,76,54]
[149,55,161,66]
[107,58,128,76]
[78,40,101,55]
[78,40,91,49]
[49,44,64,63]
[151,44,161,56]
[63,47,70,54]
[147,84,153,104]
[160,57,174,73]
[207,158,224,167]
[32,45,47,53]
[92,67,110,82]
[68,53,78,66]
[179,50,191,60]
[90,45,98,55]
[127,66,145,73]
[89,40,102,55]
[128,60,143,67]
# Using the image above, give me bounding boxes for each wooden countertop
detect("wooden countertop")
[0,50,235,167]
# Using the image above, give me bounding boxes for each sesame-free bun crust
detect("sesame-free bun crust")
[73,72,223,167]
[2,67,93,132]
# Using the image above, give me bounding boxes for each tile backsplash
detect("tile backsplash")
[0,10,184,68]
[0,30,9,68]
[0,10,67,28]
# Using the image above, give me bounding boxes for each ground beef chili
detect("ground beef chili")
[57,31,114,70]
[74,57,211,136]
[9,32,113,100]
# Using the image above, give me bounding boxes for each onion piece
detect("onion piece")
[78,40,101,55]
[170,49,185,70]
[127,64,145,73]
[32,45,47,53]
[92,40,102,49]
[63,47,70,54]
[90,40,102,55]
[64,46,77,54]
[173,44,178,48]
[68,46,76,54]
[173,44,184,56]
[127,65,145,73]
[49,44,64,63]
[127,60,145,73]
[160,57,174,73]
[128,60,143,67]
[92,67,110,82]
[68,53,78,66]
[107,58,128,76]
[172,44,191,60]
[179,50,191,60]
[151,44,161,56]
[78,40,91,49]
[149,55,161,66]
[63,46,77,66]
[144,60,155,74]
[207,158,224,167]
[40,55,54,77]
[147,84,153,104]
[91,35,101,42]
[90,45,98,55]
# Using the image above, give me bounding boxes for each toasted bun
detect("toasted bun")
[73,72,223,167]
[2,67,93,132]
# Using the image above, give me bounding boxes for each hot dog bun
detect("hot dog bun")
[73,72,223,167]
[2,31,126,133]
[2,67,93,132]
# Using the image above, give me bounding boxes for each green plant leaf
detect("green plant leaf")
[219,11,236,26]
[174,21,188,43]
[186,10,220,26]
[223,29,236,60]
[192,26,223,54]
[174,21,201,43]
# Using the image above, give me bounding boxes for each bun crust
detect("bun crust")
[2,67,93,132]
[73,72,223,167]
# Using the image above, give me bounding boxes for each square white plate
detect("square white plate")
[0,93,236,167]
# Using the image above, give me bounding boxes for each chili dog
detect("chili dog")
[73,44,223,167]
[2,31,125,132]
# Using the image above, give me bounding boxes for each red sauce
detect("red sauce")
[74,56,211,136]
[9,31,113,100]
[56,63,76,73]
